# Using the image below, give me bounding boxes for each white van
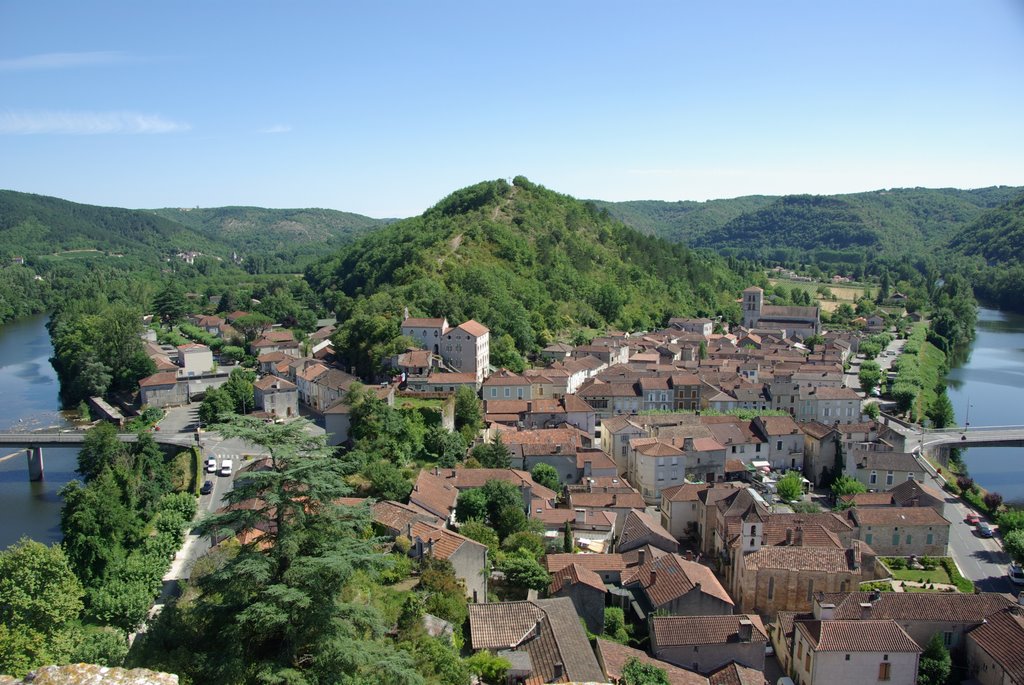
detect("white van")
[219,459,232,476]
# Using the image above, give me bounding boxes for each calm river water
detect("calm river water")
[0,313,79,550]
[946,307,1024,504]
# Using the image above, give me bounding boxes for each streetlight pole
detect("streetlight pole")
[965,396,972,428]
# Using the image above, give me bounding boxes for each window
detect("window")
[943,632,953,647]
[865,533,873,545]
[767,576,775,600]
[621,445,627,458]
[777,440,783,451]
[906,534,912,544]
[886,471,894,486]
[926,533,934,545]
[892,533,900,546]
[845,654,851,661]
[870,470,877,484]
[879,662,891,681]
[804,653,811,672]
[504,388,510,398]
[907,472,915,481]
[796,640,802,659]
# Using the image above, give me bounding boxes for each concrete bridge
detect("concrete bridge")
[0,430,196,481]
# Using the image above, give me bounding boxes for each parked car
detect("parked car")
[205,457,217,473]
[977,521,994,537]
[220,459,232,477]
[200,480,213,495]
[965,513,981,525]
[1010,563,1024,586]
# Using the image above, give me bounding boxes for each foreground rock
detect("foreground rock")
[0,665,177,685]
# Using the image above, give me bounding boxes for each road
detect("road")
[844,336,906,391]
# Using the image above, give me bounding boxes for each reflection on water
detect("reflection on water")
[947,307,1024,504]
[0,314,80,550]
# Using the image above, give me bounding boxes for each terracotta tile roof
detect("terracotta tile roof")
[743,546,859,573]
[139,371,179,387]
[726,459,748,473]
[800,421,837,440]
[622,553,733,608]
[297,363,328,382]
[257,351,289,363]
[620,545,671,566]
[409,520,483,560]
[820,591,1012,623]
[755,415,800,436]
[618,509,679,554]
[887,478,945,504]
[176,342,209,352]
[408,470,458,519]
[426,371,478,384]
[549,562,608,595]
[852,450,922,473]
[661,483,711,503]
[402,317,447,328]
[468,598,604,683]
[651,615,767,647]
[693,437,727,452]
[544,553,627,574]
[635,441,685,457]
[595,638,709,685]
[262,330,296,343]
[535,507,615,530]
[965,606,1024,682]
[569,491,647,511]
[254,375,296,391]
[797,619,920,653]
[372,499,441,533]
[397,349,433,367]
[456,319,489,337]
[502,427,581,447]
[841,492,896,506]
[483,370,530,386]
[707,661,769,685]
[849,506,950,527]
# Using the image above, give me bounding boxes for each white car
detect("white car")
[205,457,217,473]
[220,459,232,477]
[1010,563,1024,586]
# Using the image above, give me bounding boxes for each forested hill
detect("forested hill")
[146,206,391,255]
[307,176,753,375]
[596,186,1022,260]
[0,190,221,261]
[948,190,1024,266]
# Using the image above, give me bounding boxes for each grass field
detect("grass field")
[767,278,877,313]
[888,567,953,585]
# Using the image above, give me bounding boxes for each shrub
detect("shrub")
[997,509,1024,534]
[956,475,975,493]
[886,557,906,570]
[939,557,974,593]
[984,491,1004,512]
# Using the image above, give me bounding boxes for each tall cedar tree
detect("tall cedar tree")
[185,416,421,684]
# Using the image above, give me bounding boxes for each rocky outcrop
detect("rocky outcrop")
[0,665,177,685]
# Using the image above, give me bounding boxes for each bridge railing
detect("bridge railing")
[921,425,1024,434]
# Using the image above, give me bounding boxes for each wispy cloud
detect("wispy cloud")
[0,51,129,72]
[260,124,292,134]
[0,110,191,135]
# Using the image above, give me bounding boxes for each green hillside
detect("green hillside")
[146,206,390,254]
[598,187,1023,260]
[0,190,219,261]
[948,191,1024,265]
[307,176,754,376]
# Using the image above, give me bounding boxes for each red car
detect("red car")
[965,513,981,525]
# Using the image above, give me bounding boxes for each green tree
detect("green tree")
[0,539,85,677]
[152,280,188,326]
[465,651,510,685]
[198,386,235,426]
[622,657,670,685]
[482,479,528,539]
[458,520,500,557]
[455,488,488,523]
[563,521,574,553]
[603,606,631,644]
[832,475,867,509]
[490,333,526,373]
[472,436,512,469]
[232,312,273,342]
[364,458,413,501]
[917,633,951,685]
[927,390,955,429]
[454,386,483,442]
[222,367,256,415]
[497,551,550,591]
[805,333,825,351]
[531,463,561,492]
[1004,529,1024,566]
[501,531,546,559]
[775,470,804,502]
[858,360,882,395]
[77,421,129,482]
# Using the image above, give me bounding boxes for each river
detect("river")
[0,313,80,550]
[946,307,1024,504]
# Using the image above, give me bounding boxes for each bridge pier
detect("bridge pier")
[26,447,44,481]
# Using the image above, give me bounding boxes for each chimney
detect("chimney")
[785,528,794,546]
[575,508,586,525]
[638,549,646,566]
[813,600,835,621]
[553,663,564,680]
[427,539,434,556]
[684,437,694,451]
[737,618,753,642]
[450,469,457,478]
[684,550,694,561]
[869,589,882,602]
[433,466,439,476]
[859,602,873,619]
[650,569,658,586]
[587,478,594,493]
[794,526,804,547]
[851,540,862,570]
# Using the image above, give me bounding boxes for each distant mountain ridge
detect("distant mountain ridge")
[594,186,1023,258]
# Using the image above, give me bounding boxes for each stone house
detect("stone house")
[399,316,449,355]
[544,552,628,585]
[139,371,187,408]
[601,415,647,474]
[408,520,488,603]
[594,638,713,685]
[846,450,926,491]
[548,562,607,634]
[661,482,711,541]
[794,386,862,424]
[840,478,946,513]
[621,552,735,619]
[741,286,820,339]
[790,613,921,685]
[468,598,605,684]
[964,601,1024,685]
[253,375,298,418]
[617,509,679,555]
[650,614,768,674]
[848,506,950,556]
[440,319,490,383]
[752,415,805,472]
[482,369,533,401]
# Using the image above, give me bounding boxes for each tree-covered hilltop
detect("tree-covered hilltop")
[0,190,222,261]
[949,190,1024,310]
[307,176,755,376]
[145,206,392,269]
[598,186,1022,260]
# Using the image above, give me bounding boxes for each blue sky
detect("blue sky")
[1,2,1023,217]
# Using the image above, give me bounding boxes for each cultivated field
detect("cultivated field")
[767,278,877,313]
